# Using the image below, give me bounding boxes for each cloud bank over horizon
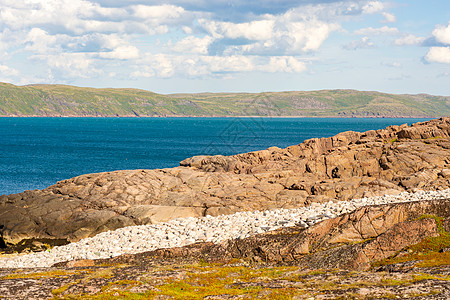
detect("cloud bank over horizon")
[0,0,449,95]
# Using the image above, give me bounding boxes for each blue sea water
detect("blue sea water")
[0,117,429,195]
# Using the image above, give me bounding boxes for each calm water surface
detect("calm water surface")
[0,117,429,195]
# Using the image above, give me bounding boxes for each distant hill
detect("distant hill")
[0,82,449,117]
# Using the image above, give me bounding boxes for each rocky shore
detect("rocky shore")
[1,118,450,299]
[0,192,449,299]
[0,189,448,269]
[1,118,450,251]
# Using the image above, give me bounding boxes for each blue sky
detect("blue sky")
[0,0,449,95]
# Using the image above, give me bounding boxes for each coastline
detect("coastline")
[0,114,434,118]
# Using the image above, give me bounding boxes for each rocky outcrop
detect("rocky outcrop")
[1,200,449,299]
[124,198,449,271]
[1,118,450,247]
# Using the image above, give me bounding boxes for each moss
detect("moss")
[85,268,114,280]
[13,258,447,300]
[380,277,410,286]
[64,290,157,300]
[1,269,84,280]
[52,280,81,296]
[412,273,450,282]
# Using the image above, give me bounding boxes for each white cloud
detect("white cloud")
[172,36,214,55]
[24,28,60,54]
[0,64,19,76]
[260,56,306,73]
[381,12,396,23]
[201,19,275,40]
[132,53,308,79]
[0,1,189,35]
[201,55,254,73]
[362,1,384,14]
[199,5,341,55]
[0,64,20,83]
[432,22,450,45]
[394,34,426,46]
[381,61,401,68]
[139,54,176,78]
[132,4,185,20]
[32,53,100,78]
[425,47,450,64]
[282,21,339,52]
[131,70,155,78]
[355,26,399,35]
[423,23,450,64]
[182,26,193,34]
[98,45,140,59]
[0,0,435,84]
[343,37,375,50]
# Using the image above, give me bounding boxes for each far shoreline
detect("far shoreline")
[0,115,435,119]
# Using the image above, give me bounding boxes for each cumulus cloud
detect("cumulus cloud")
[132,54,253,78]
[432,22,450,45]
[132,53,308,79]
[198,3,346,56]
[354,26,399,35]
[32,53,100,78]
[0,64,19,77]
[394,34,426,46]
[361,1,384,14]
[0,0,405,82]
[96,0,351,20]
[343,37,375,50]
[381,12,396,23]
[0,0,128,34]
[98,45,140,59]
[260,56,307,73]
[425,47,450,64]
[172,36,214,55]
[0,64,21,83]
[0,0,191,40]
[200,19,275,40]
[424,22,450,64]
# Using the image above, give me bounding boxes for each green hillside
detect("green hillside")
[0,82,449,117]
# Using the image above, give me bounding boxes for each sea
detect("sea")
[0,117,430,195]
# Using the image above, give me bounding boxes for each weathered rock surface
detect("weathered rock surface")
[1,198,449,299]
[112,198,449,271]
[1,118,450,247]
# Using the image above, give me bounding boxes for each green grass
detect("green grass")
[0,82,448,117]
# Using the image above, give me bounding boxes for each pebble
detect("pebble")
[0,189,449,269]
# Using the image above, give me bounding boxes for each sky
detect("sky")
[0,0,449,95]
